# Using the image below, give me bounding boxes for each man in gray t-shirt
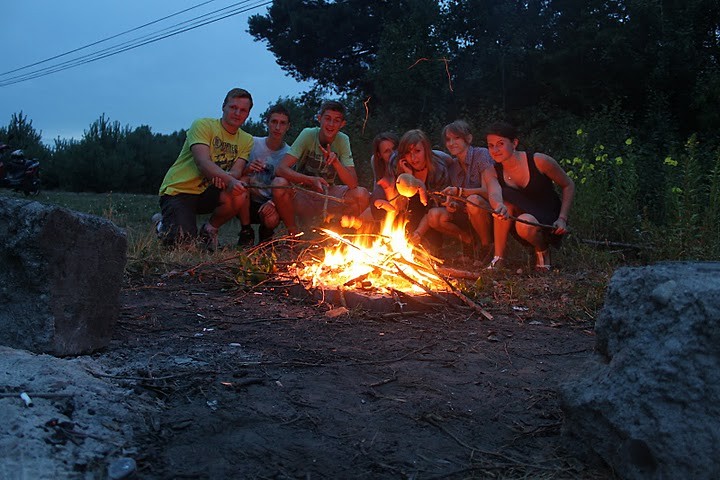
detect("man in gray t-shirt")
[238,104,291,245]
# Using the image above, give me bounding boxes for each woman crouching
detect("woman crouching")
[486,122,574,270]
[425,120,507,264]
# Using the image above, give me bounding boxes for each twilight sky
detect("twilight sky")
[0,0,311,145]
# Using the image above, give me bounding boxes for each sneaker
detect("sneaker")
[535,249,552,271]
[237,227,255,248]
[475,244,494,266]
[151,212,163,236]
[199,223,219,251]
[486,256,505,270]
[258,225,275,243]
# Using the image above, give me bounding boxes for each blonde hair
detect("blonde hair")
[442,120,473,145]
[222,88,253,108]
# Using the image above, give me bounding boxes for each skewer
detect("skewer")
[245,184,347,205]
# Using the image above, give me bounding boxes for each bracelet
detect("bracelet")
[559,215,568,221]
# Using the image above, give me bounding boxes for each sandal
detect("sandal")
[486,256,505,270]
[535,249,551,271]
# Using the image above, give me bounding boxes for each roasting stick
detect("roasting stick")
[441,192,556,229]
[244,184,347,205]
[431,264,494,320]
[395,173,557,230]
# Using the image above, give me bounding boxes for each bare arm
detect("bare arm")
[275,152,328,192]
[480,167,507,216]
[191,144,246,195]
[320,144,358,189]
[535,153,575,232]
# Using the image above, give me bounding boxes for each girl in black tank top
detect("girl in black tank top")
[485,123,575,271]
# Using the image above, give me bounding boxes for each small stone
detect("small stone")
[325,307,349,318]
[107,457,136,480]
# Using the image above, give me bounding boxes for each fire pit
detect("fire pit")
[291,212,490,318]
[296,211,446,291]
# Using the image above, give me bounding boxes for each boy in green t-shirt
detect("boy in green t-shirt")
[272,100,369,235]
[157,88,254,247]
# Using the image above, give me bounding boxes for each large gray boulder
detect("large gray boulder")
[561,262,720,479]
[0,196,127,355]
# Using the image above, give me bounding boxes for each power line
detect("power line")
[0,0,271,87]
[0,0,220,77]
[0,0,268,85]
[0,0,260,84]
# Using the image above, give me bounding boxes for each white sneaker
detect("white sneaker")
[535,249,552,271]
[486,256,505,270]
[151,213,163,235]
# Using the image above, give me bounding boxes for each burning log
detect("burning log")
[292,189,495,320]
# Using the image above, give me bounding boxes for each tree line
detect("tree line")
[2,0,719,258]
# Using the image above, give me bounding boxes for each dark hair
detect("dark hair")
[371,131,399,182]
[223,88,253,108]
[266,104,291,122]
[485,121,518,140]
[319,100,346,118]
[442,120,473,145]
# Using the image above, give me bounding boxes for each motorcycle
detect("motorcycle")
[0,144,41,196]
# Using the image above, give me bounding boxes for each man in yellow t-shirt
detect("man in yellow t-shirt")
[157,88,254,247]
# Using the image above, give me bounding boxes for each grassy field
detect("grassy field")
[2,190,257,278]
[2,189,629,272]
[6,190,249,245]
[2,189,616,320]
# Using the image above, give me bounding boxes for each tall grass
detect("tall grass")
[4,191,251,279]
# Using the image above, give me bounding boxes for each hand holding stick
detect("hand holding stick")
[396,179,559,231]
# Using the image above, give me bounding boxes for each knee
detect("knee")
[345,187,370,214]
[515,214,539,239]
[347,186,370,204]
[272,177,292,202]
[272,176,290,187]
[466,194,489,215]
[221,190,248,212]
[425,208,445,228]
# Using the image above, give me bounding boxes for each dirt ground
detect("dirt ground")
[2,243,615,479]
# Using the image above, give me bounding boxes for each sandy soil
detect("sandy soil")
[1,248,613,479]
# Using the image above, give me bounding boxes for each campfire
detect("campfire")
[291,174,492,319]
[295,211,448,296]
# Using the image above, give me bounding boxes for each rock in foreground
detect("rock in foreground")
[0,197,127,355]
[561,262,720,480]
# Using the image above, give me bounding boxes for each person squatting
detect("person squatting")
[155,88,574,270]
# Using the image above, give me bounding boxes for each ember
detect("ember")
[295,211,448,295]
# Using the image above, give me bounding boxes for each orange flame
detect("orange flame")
[296,211,447,294]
